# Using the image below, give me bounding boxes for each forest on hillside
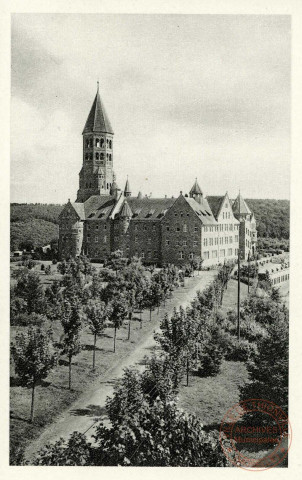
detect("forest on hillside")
[10,199,289,251]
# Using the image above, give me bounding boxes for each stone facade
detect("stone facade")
[59,88,257,265]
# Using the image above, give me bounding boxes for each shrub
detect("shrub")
[224,337,258,362]
[11,312,47,327]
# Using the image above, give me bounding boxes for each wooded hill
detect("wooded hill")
[10,199,289,251]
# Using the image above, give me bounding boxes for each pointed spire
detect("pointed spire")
[232,192,251,215]
[83,86,114,134]
[189,178,203,196]
[124,176,131,197]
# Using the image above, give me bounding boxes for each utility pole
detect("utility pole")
[237,247,241,341]
[247,252,250,294]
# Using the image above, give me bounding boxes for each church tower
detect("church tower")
[76,84,114,202]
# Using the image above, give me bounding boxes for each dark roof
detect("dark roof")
[232,194,251,215]
[82,89,114,135]
[184,197,217,225]
[190,179,203,195]
[83,195,116,220]
[120,200,133,217]
[127,197,177,220]
[206,196,225,218]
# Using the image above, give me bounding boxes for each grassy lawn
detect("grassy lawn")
[10,309,158,462]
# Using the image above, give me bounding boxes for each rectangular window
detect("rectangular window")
[193,240,198,247]
[148,251,151,258]
[141,252,145,259]
[183,240,187,246]
[183,224,187,232]
[235,235,239,242]
[96,225,99,230]
[135,236,138,244]
[154,251,158,258]
[143,225,147,231]
[204,226,208,232]
[203,238,208,246]
[104,225,107,230]
[220,249,225,257]
[176,225,180,232]
[229,224,233,231]
[166,239,170,246]
[209,238,213,246]
[153,224,156,231]
[104,236,107,243]
[166,225,170,231]
[95,236,98,243]
[212,250,218,258]
[148,237,151,244]
[219,237,223,245]
[228,248,232,256]
[215,237,218,245]
[229,236,232,243]
[194,225,198,232]
[225,237,228,244]
[189,252,194,260]
[135,224,138,231]
[225,224,228,231]
[203,251,209,259]
[179,251,184,259]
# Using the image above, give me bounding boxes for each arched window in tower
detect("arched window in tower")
[109,154,112,161]
[107,183,109,189]
[90,153,93,160]
[106,139,109,147]
[100,138,104,148]
[109,140,112,149]
[106,153,109,160]
[85,154,88,160]
[95,138,100,148]
[96,153,99,160]
[100,153,104,160]
[89,138,93,148]
[85,139,89,148]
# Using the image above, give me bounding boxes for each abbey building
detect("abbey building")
[59,88,257,266]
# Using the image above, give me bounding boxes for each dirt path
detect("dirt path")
[24,271,216,462]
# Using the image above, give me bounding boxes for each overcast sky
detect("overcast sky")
[11,14,290,203]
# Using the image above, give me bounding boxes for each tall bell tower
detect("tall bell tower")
[76,84,114,202]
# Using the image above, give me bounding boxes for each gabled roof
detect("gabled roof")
[184,197,217,225]
[126,197,177,220]
[72,202,85,220]
[120,200,133,218]
[206,196,225,218]
[83,195,116,220]
[232,194,251,215]
[82,88,114,135]
[190,179,203,195]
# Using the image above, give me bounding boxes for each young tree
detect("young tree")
[14,271,45,314]
[11,327,57,422]
[109,295,129,352]
[106,250,128,275]
[60,300,82,389]
[83,299,110,369]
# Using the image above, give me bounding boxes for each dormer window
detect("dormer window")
[95,138,100,147]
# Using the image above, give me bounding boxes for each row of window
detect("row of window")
[222,212,232,219]
[272,274,289,285]
[85,138,112,149]
[165,239,198,247]
[203,235,239,246]
[85,153,112,161]
[84,182,112,189]
[87,235,108,243]
[203,248,236,260]
[204,224,239,232]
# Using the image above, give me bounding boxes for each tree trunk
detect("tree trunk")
[113,326,117,353]
[127,313,132,340]
[149,307,152,321]
[186,356,189,387]
[30,380,36,423]
[69,355,72,390]
[92,333,97,370]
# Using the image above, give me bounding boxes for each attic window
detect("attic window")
[206,211,211,216]
[98,212,105,218]
[145,209,155,218]
[88,212,96,218]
